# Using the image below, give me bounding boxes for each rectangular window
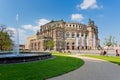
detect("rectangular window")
[77,33,79,37]
[72,33,74,38]
[66,33,70,38]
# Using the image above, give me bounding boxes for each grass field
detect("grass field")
[0,52,84,80]
[83,54,120,65]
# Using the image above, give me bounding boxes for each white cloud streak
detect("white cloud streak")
[77,0,102,10]
[22,24,39,32]
[71,14,84,22]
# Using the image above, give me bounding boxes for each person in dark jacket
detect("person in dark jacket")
[116,49,119,56]
[103,50,107,55]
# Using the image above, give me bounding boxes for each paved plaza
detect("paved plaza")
[48,54,120,80]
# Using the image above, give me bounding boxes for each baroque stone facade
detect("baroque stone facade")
[25,19,100,51]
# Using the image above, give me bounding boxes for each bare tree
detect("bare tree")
[104,35,116,49]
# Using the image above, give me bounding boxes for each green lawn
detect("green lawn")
[83,54,120,65]
[0,52,84,80]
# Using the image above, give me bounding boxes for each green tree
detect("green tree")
[0,25,13,51]
[45,40,54,50]
[104,35,116,48]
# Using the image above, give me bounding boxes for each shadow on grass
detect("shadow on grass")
[82,54,120,66]
[110,61,120,65]
[0,54,84,80]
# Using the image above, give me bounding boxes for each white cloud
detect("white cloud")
[77,0,102,10]
[71,14,84,21]
[8,18,50,44]
[18,29,28,44]
[22,24,33,30]
[7,27,17,38]
[22,19,50,32]
[38,19,50,26]
[22,24,39,32]
[20,18,50,44]
[7,27,27,44]
[7,27,16,33]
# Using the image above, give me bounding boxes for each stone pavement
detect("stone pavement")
[47,55,120,80]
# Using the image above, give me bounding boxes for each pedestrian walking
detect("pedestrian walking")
[115,49,119,56]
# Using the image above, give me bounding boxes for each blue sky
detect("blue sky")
[0,0,120,46]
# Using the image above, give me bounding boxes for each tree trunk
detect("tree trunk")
[0,45,3,51]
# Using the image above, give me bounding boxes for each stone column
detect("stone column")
[29,41,32,50]
[51,26,53,38]
[39,40,44,51]
[53,29,57,39]
[75,32,78,50]
[70,33,72,50]
[68,41,71,50]
[79,33,82,49]
[88,31,93,49]
[95,33,99,49]
[84,34,87,50]
[48,29,50,38]
[36,40,38,51]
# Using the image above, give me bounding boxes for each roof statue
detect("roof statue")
[89,18,94,25]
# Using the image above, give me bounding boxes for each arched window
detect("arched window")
[73,24,74,27]
[67,42,69,45]
[79,25,81,28]
[72,42,75,45]
[72,42,75,50]
[66,42,69,50]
